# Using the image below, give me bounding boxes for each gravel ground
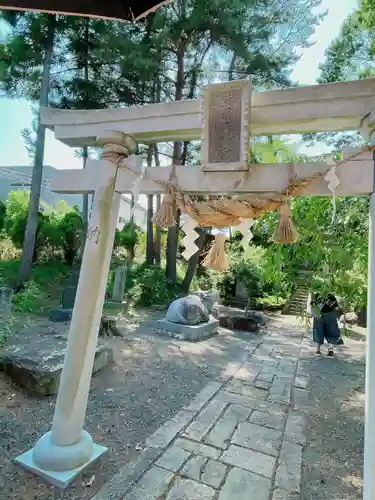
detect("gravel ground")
[0,310,258,500]
[301,335,366,500]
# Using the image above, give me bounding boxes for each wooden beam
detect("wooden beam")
[41,79,375,146]
[51,154,374,197]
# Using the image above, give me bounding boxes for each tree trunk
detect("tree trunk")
[182,228,207,293]
[82,20,90,242]
[18,14,55,286]
[166,42,184,283]
[154,144,161,266]
[146,146,154,264]
[130,194,135,223]
[154,194,161,265]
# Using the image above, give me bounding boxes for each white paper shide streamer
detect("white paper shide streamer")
[237,218,255,251]
[181,214,199,261]
[324,158,340,224]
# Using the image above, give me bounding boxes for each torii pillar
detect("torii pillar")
[362,113,375,500]
[14,133,136,488]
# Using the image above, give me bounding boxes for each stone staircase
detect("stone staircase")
[286,269,312,315]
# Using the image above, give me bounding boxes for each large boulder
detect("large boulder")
[165,291,218,325]
[218,315,259,333]
[0,324,113,396]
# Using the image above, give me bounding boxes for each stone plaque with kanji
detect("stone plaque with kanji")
[201,79,252,172]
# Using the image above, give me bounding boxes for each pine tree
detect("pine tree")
[0,12,64,285]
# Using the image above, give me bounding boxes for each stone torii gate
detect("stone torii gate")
[14,78,375,499]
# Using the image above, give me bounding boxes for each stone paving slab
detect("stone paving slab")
[231,422,283,457]
[219,467,272,500]
[204,404,251,449]
[221,444,276,477]
[94,321,308,500]
[165,478,215,499]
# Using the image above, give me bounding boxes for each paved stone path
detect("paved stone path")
[93,320,309,500]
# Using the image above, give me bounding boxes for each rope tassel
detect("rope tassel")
[203,233,229,271]
[153,193,176,228]
[272,203,299,244]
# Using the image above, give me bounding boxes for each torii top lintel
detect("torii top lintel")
[0,0,170,21]
[40,78,375,149]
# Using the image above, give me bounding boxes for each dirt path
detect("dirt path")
[0,310,259,500]
[301,335,366,500]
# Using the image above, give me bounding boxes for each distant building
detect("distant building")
[0,165,147,230]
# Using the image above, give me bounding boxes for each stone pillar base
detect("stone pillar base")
[15,430,107,488]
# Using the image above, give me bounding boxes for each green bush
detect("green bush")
[125,263,181,307]
[12,280,48,313]
[256,294,286,310]
[0,201,5,231]
[218,256,263,302]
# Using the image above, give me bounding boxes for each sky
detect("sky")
[0,0,359,170]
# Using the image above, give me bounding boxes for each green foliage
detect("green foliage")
[125,263,181,307]
[2,191,84,264]
[3,190,29,249]
[12,280,47,313]
[56,210,84,264]
[0,201,5,231]
[116,221,139,250]
[257,294,287,310]
[0,260,72,314]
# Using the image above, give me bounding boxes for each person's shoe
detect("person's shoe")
[315,350,322,356]
[328,348,334,357]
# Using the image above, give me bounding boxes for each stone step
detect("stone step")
[290,297,309,303]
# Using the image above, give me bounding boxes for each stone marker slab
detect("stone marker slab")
[165,478,215,500]
[49,308,73,322]
[219,467,272,500]
[112,265,127,302]
[155,316,219,341]
[231,422,283,457]
[0,325,113,395]
[221,445,276,478]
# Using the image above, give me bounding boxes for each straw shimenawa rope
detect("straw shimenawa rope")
[103,137,375,267]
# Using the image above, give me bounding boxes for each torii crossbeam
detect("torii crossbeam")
[14,78,375,500]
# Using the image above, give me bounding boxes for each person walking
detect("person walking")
[311,293,343,356]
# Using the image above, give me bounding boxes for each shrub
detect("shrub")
[0,201,5,231]
[12,280,47,314]
[218,257,263,302]
[126,263,181,307]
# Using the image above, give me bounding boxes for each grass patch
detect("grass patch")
[0,260,74,315]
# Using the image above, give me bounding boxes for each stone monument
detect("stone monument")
[111,265,127,303]
[156,291,219,341]
[49,269,80,322]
